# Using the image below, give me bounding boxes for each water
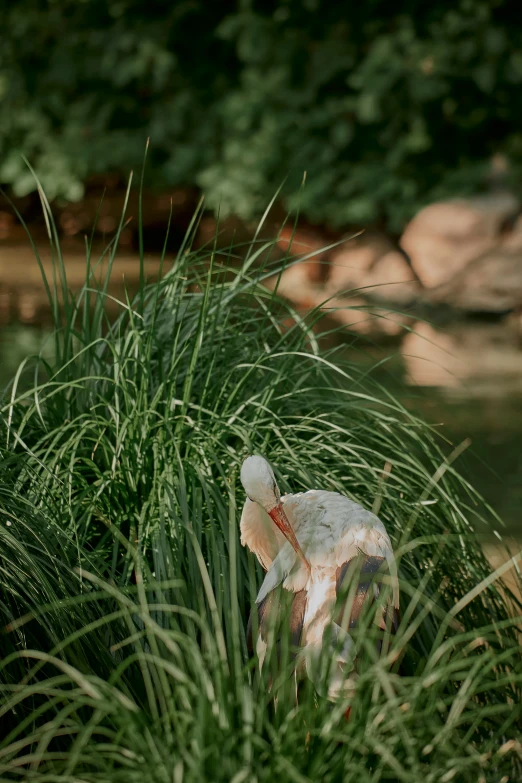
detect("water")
[1,253,521,541]
[338,323,522,537]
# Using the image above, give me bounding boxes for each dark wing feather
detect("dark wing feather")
[335,554,399,634]
[247,587,307,662]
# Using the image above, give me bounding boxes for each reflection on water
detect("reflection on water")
[0,324,55,389]
[0,244,170,328]
[403,319,522,396]
[0,252,521,542]
[338,316,522,537]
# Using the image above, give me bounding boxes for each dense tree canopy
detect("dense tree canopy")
[1,0,521,229]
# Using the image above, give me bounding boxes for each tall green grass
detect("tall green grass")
[0,180,521,781]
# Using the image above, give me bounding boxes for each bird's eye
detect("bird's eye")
[247,495,254,502]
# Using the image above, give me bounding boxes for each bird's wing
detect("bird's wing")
[248,491,400,700]
[294,492,398,609]
[256,492,398,603]
[247,585,308,666]
[291,492,393,564]
[335,552,400,636]
[255,541,298,604]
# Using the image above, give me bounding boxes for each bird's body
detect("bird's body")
[240,457,399,703]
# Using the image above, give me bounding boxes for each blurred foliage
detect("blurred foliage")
[2,0,522,230]
[0,325,54,389]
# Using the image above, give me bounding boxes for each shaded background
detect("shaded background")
[1,0,521,536]
[3,0,522,225]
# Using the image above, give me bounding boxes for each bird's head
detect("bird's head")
[241,455,280,511]
[240,455,310,571]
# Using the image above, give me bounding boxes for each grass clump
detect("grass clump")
[0,185,521,781]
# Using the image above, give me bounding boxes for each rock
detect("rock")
[276,225,331,283]
[358,251,420,305]
[427,248,522,313]
[275,229,421,307]
[501,214,522,251]
[265,260,321,311]
[400,193,519,288]
[326,235,420,305]
[264,260,412,337]
[326,234,389,291]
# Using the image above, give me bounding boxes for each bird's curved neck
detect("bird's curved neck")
[240,500,286,569]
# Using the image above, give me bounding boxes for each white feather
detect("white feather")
[256,490,398,607]
[240,498,286,570]
[240,460,399,703]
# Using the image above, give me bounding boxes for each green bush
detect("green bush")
[0,189,520,780]
[2,0,522,229]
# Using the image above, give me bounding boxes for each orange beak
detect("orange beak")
[268,504,311,572]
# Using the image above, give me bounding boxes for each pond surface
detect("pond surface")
[1,252,521,543]
[337,322,522,538]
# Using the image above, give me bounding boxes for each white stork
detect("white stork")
[239,455,399,703]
